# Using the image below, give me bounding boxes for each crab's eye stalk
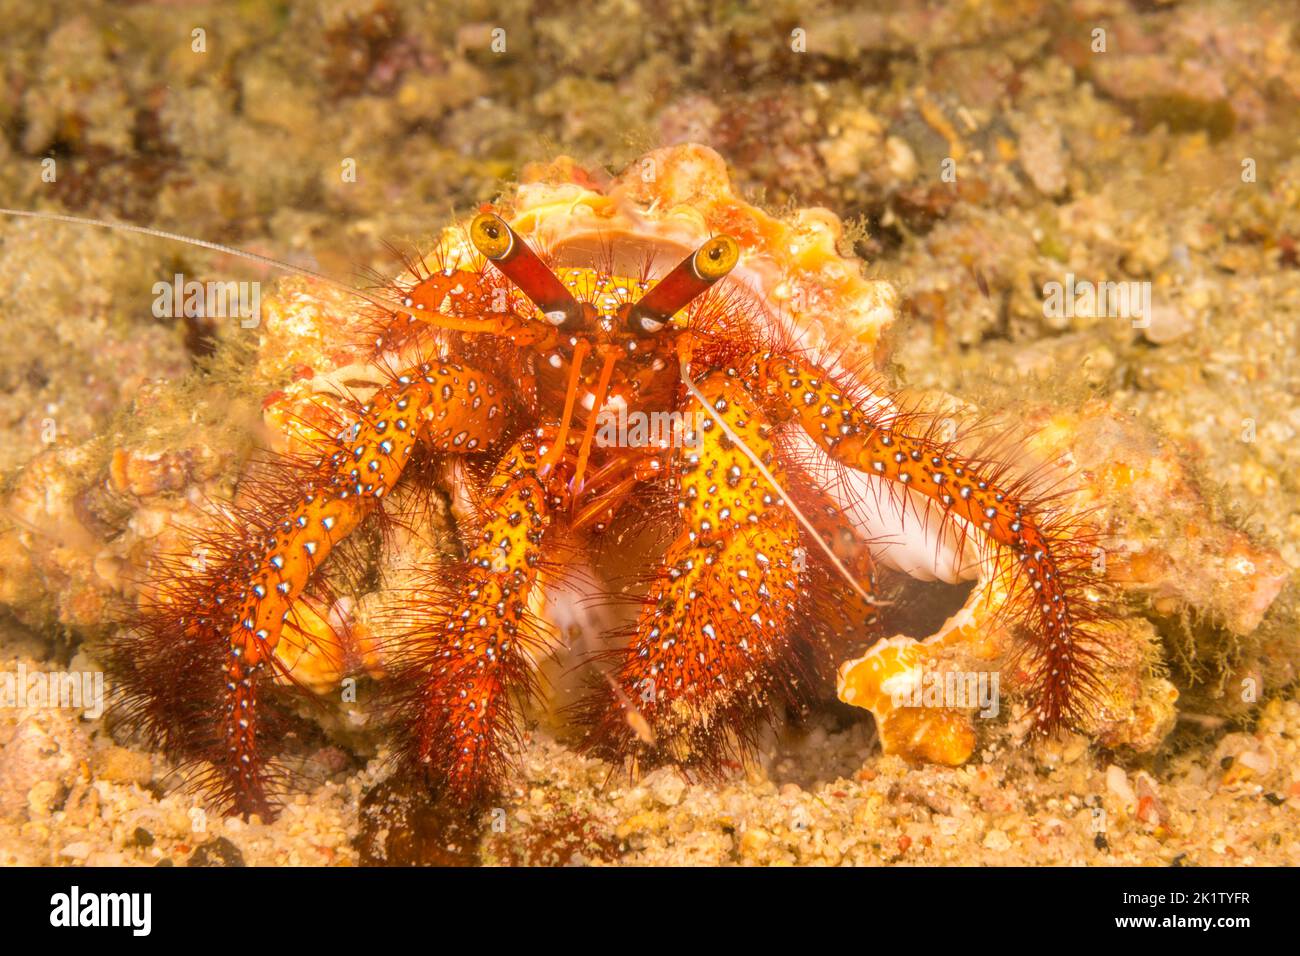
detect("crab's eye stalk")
[627,234,740,335]
[469,212,584,330]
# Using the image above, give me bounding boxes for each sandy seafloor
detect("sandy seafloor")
[0,0,1299,865]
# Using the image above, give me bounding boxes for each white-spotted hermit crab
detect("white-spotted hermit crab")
[5,145,1116,820]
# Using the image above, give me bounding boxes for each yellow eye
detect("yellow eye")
[693,235,739,280]
[470,213,514,260]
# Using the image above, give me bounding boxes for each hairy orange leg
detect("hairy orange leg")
[216,362,509,815]
[587,371,832,770]
[390,429,569,803]
[751,352,1100,730]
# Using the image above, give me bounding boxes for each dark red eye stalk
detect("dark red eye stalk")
[470,213,584,329]
[625,235,740,335]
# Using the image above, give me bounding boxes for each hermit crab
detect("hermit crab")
[5,145,1116,819]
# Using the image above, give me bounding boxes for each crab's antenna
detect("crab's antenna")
[0,206,409,312]
[678,355,881,608]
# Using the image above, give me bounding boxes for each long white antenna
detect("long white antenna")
[0,206,401,312]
